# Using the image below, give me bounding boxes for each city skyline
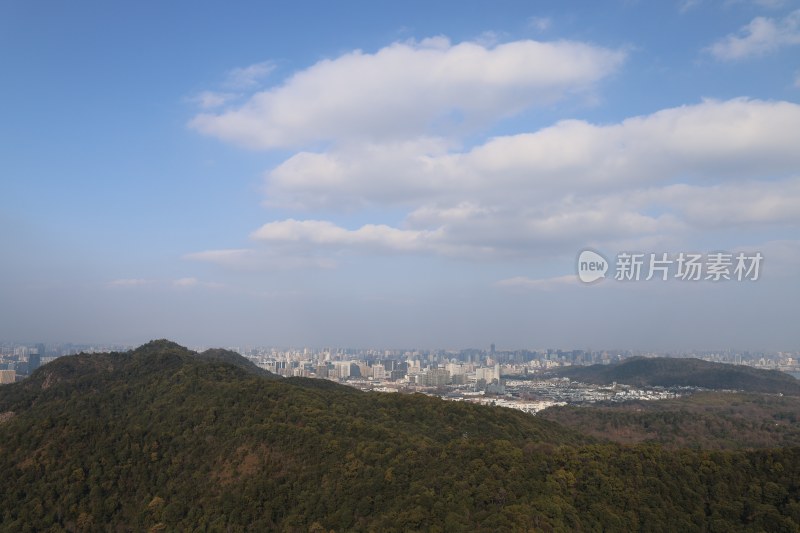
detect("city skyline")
[2,1,799,350]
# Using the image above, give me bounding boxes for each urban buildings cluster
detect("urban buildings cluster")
[1,341,798,414]
[234,345,729,412]
[0,342,129,384]
[228,344,800,380]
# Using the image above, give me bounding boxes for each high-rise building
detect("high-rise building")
[431,368,450,387]
[29,346,42,372]
[334,361,351,378]
[418,368,450,387]
[0,370,16,384]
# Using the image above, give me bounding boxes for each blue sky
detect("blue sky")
[2,0,799,350]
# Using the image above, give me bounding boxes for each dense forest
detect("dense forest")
[540,392,800,449]
[552,356,800,394]
[1,340,800,532]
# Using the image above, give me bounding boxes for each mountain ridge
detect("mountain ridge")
[552,356,800,394]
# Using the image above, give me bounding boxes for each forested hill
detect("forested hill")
[553,356,800,394]
[11,339,277,395]
[194,347,277,378]
[540,392,800,449]
[2,341,800,531]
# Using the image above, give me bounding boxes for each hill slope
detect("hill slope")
[1,341,800,531]
[540,392,800,449]
[194,347,278,378]
[554,357,800,394]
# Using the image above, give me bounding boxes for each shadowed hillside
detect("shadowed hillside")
[541,392,800,449]
[194,347,278,378]
[553,357,800,395]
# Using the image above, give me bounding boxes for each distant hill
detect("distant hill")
[193,347,277,378]
[553,357,800,394]
[1,341,800,531]
[14,339,278,393]
[540,391,800,449]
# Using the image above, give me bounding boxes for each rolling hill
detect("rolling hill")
[1,341,800,531]
[540,391,800,449]
[553,356,800,394]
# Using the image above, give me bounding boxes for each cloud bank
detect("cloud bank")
[190,37,626,149]
[188,36,800,271]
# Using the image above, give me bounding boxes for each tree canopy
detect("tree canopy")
[1,341,799,532]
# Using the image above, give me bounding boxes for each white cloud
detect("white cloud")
[708,9,800,60]
[224,61,275,89]
[267,98,800,210]
[187,34,800,271]
[474,31,503,47]
[188,91,237,109]
[244,98,800,261]
[651,177,800,226]
[265,137,456,209]
[186,97,800,266]
[250,219,489,256]
[190,37,626,149]
[242,205,680,260]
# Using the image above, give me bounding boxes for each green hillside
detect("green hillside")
[194,347,278,378]
[1,341,800,531]
[541,392,800,449]
[554,357,800,394]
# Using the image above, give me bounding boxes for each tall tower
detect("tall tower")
[30,344,44,372]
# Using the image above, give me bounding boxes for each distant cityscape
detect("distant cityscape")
[2,341,799,413]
